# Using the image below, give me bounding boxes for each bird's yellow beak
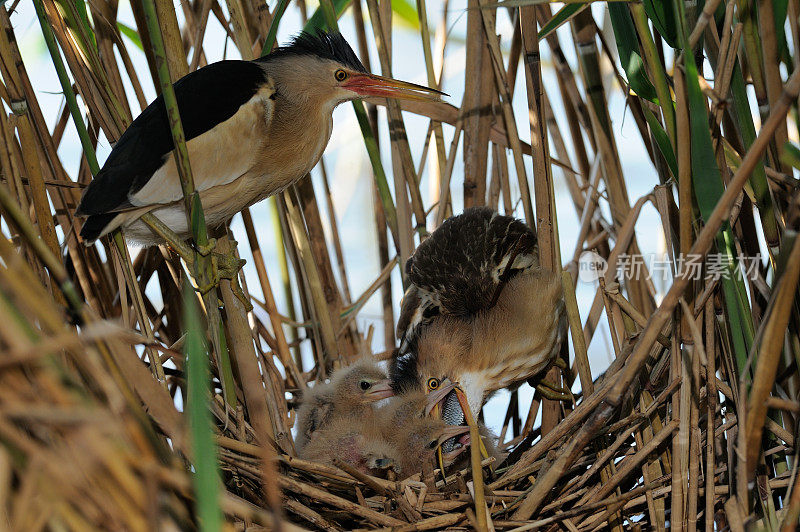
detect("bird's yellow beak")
[364,379,394,401]
[344,72,446,101]
[425,381,489,479]
[424,379,458,416]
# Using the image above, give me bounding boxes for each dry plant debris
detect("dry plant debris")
[0,0,799,530]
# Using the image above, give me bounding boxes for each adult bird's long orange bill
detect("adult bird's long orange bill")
[341,73,446,100]
[424,378,489,469]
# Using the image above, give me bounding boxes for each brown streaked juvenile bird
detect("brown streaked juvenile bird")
[299,406,466,478]
[76,31,442,245]
[294,360,394,452]
[391,207,568,435]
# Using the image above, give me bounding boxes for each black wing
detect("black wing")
[76,60,269,216]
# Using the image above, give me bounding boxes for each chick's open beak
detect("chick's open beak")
[344,73,446,101]
[437,425,470,446]
[365,379,394,401]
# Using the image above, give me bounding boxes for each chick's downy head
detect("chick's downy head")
[330,359,394,407]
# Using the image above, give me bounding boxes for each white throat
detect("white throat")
[458,372,489,419]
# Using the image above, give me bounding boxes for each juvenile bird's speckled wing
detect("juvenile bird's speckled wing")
[397,207,538,346]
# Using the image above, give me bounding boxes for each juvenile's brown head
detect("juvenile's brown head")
[391,416,469,476]
[330,360,394,408]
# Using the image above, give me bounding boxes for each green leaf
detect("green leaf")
[303,0,400,248]
[684,51,724,224]
[643,0,678,48]
[183,282,223,532]
[539,3,586,40]
[305,0,352,33]
[726,51,780,247]
[482,0,610,7]
[683,26,754,369]
[261,0,290,56]
[117,22,143,51]
[781,142,800,170]
[642,107,677,179]
[608,4,658,102]
[774,0,789,36]
[773,0,790,63]
[54,0,97,51]
[34,0,100,175]
[70,0,96,49]
[391,0,420,30]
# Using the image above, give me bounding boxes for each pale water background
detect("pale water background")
[13,1,681,438]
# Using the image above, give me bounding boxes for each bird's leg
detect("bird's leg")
[212,238,252,311]
[140,213,251,310]
[141,213,196,262]
[193,237,217,257]
[535,380,574,403]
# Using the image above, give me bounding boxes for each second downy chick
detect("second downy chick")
[294,359,393,452]
[299,416,397,475]
[377,391,470,478]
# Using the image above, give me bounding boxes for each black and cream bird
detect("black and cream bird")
[390,207,568,435]
[75,31,442,244]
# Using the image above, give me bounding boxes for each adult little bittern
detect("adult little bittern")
[75,31,442,293]
[294,359,394,452]
[391,207,568,441]
[77,31,442,243]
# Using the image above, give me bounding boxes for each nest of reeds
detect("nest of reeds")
[1,0,800,530]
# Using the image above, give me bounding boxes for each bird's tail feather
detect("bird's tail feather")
[80,213,117,244]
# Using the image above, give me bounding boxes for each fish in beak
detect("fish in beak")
[364,379,395,401]
[344,72,446,101]
[438,425,471,464]
[424,379,490,468]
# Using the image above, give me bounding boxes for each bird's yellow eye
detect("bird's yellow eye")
[427,378,440,391]
[334,69,348,82]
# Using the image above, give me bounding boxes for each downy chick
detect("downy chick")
[378,391,469,478]
[294,359,393,452]
[300,415,396,475]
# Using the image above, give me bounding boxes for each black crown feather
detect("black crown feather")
[263,31,367,73]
